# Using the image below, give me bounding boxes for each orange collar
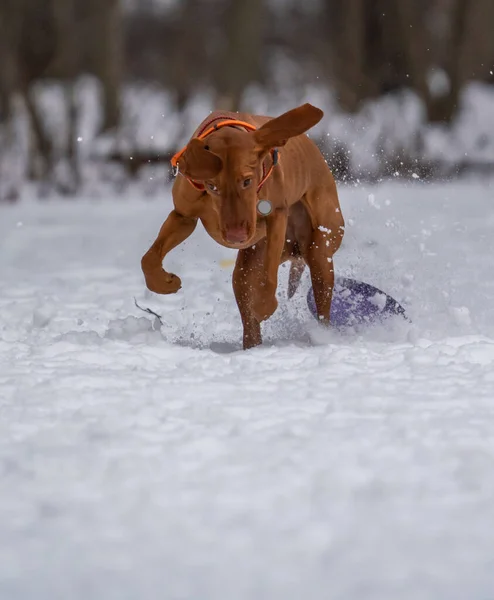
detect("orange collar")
[171,118,278,193]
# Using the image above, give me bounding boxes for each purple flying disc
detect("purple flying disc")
[307,277,408,327]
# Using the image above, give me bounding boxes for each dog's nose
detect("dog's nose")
[225,226,249,244]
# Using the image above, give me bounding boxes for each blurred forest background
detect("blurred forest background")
[0,0,493,200]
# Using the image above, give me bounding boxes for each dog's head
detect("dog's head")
[179,103,323,247]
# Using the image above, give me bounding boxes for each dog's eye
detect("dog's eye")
[207,182,218,192]
[242,178,252,188]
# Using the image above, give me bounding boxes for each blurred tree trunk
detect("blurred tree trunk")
[428,0,470,122]
[66,82,81,191]
[395,0,470,123]
[467,0,494,82]
[23,88,54,182]
[15,0,56,183]
[215,0,266,112]
[52,0,81,192]
[0,4,18,124]
[323,0,374,113]
[0,0,22,200]
[92,0,122,132]
[436,0,469,121]
[394,0,433,110]
[169,0,201,112]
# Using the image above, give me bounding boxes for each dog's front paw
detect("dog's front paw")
[144,269,182,295]
[141,252,182,295]
[252,292,278,322]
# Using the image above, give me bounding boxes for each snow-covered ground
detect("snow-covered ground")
[1,179,494,599]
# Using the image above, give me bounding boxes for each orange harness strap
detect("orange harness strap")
[170,119,278,193]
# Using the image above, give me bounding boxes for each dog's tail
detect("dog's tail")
[288,258,305,299]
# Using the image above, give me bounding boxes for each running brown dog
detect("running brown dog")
[141,103,344,349]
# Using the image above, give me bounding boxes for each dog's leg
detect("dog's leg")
[233,241,266,349]
[305,228,335,323]
[287,258,305,299]
[141,210,197,294]
[250,208,288,322]
[302,186,344,323]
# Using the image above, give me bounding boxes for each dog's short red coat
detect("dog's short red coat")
[141,103,344,349]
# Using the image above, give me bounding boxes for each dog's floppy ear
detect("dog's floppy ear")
[253,103,323,152]
[179,138,223,180]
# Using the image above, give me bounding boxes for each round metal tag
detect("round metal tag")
[257,199,272,216]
